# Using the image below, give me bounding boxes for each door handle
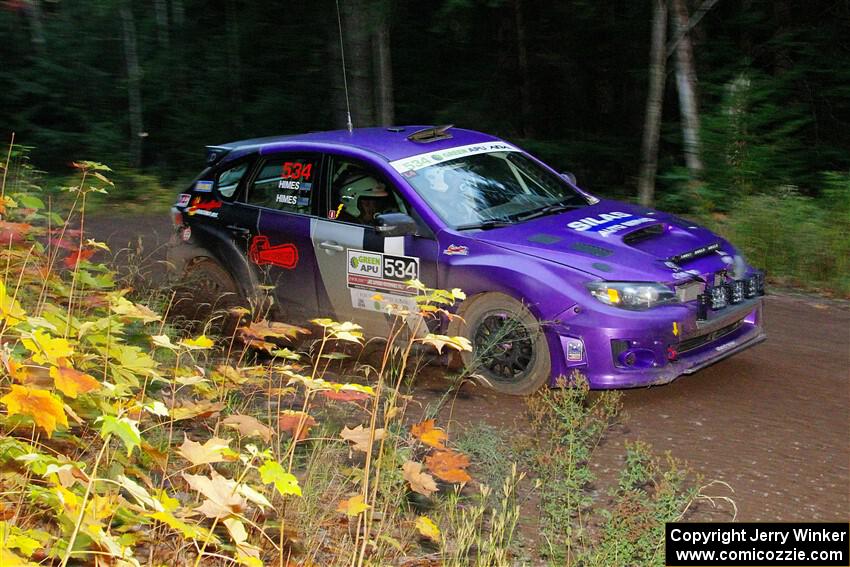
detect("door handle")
[227,225,251,236]
[319,241,344,253]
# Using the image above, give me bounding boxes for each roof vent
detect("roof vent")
[386,126,405,132]
[407,124,454,143]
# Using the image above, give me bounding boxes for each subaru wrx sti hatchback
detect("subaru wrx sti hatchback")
[168,126,766,394]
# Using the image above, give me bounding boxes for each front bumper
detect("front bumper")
[547,296,766,389]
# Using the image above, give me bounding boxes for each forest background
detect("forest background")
[1,0,848,293]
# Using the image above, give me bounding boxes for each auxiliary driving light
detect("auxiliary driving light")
[730,280,745,304]
[710,286,728,310]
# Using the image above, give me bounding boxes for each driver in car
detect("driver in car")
[337,174,398,225]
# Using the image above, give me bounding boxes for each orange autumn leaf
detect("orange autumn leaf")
[321,389,370,403]
[336,494,370,516]
[239,320,310,342]
[50,364,100,398]
[410,419,447,449]
[0,384,68,437]
[63,248,95,268]
[425,450,472,483]
[278,410,316,441]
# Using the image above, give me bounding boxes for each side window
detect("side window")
[328,158,408,225]
[216,161,250,199]
[246,154,320,214]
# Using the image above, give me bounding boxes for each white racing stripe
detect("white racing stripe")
[383,236,405,256]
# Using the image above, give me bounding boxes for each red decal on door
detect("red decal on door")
[249,236,298,269]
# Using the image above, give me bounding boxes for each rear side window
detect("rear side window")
[246,154,320,214]
[216,161,250,199]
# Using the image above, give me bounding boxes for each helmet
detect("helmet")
[339,175,388,217]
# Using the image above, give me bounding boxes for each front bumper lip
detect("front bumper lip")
[552,297,766,389]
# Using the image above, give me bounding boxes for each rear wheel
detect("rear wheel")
[172,258,247,334]
[458,293,551,395]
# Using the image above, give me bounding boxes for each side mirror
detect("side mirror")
[560,172,577,185]
[374,212,418,237]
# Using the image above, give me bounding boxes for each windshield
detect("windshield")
[403,151,590,228]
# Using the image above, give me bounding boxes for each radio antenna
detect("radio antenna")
[335,0,353,133]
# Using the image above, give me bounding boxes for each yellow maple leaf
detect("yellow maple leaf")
[336,494,370,516]
[179,335,214,349]
[50,364,100,398]
[410,419,448,449]
[22,330,74,366]
[1,385,68,437]
[177,435,231,466]
[415,515,441,542]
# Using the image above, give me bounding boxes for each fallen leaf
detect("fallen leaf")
[179,335,214,349]
[402,461,438,497]
[0,385,68,438]
[182,471,247,519]
[415,515,441,542]
[221,414,274,442]
[148,510,220,544]
[0,280,26,326]
[109,295,161,323]
[410,419,447,449]
[49,364,100,399]
[177,435,231,466]
[336,494,370,516]
[425,450,471,483]
[171,400,225,421]
[277,410,316,441]
[321,389,370,402]
[340,425,385,452]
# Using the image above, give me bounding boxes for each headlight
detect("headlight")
[585,281,678,310]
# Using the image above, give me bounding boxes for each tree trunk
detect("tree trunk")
[638,0,668,206]
[26,0,46,56]
[372,7,394,127]
[154,0,169,48]
[120,2,144,168]
[671,0,704,177]
[171,0,184,28]
[328,9,349,130]
[514,0,534,137]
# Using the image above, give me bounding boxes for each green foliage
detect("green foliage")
[703,174,850,296]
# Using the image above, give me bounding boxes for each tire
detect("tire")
[457,293,551,395]
[172,258,247,334]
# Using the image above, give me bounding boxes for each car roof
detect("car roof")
[216,126,505,164]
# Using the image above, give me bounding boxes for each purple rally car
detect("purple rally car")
[168,125,766,394]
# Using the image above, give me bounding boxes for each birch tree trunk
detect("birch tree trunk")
[638,0,668,206]
[120,2,144,168]
[372,8,395,127]
[672,0,704,176]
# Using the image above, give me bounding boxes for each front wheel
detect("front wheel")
[457,293,551,395]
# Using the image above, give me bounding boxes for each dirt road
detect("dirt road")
[88,212,850,522]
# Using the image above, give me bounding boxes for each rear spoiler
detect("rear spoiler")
[205,145,232,166]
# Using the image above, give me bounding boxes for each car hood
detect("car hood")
[465,200,737,283]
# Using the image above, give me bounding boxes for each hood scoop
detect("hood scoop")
[622,222,666,245]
